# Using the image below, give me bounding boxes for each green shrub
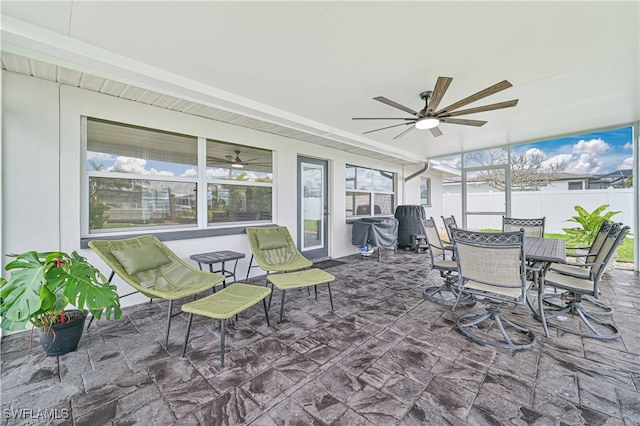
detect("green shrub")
[562,204,620,246]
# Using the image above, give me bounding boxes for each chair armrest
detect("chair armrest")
[551,259,605,268]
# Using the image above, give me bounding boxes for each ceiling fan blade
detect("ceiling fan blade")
[442,99,519,118]
[241,157,262,163]
[435,80,513,115]
[429,127,443,137]
[362,122,414,135]
[427,77,453,113]
[225,155,234,160]
[440,118,487,127]
[353,117,416,120]
[207,158,233,166]
[393,125,416,140]
[374,96,419,116]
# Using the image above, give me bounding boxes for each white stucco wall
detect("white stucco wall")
[2,71,428,308]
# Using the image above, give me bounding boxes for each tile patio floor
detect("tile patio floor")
[1,250,639,425]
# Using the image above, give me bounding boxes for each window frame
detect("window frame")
[82,117,273,238]
[345,164,396,218]
[420,177,432,206]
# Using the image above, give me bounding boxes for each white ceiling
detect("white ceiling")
[2,1,638,165]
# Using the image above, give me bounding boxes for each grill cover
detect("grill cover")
[394,205,427,248]
[351,218,399,248]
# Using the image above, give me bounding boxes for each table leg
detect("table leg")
[231,259,239,283]
[538,264,551,338]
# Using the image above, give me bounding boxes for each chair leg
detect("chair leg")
[220,319,226,367]
[268,283,275,309]
[541,293,619,340]
[164,300,174,349]
[181,313,194,358]
[279,290,287,323]
[314,285,318,300]
[538,285,550,338]
[327,283,334,311]
[263,298,270,327]
[246,254,254,281]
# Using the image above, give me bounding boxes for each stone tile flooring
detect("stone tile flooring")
[1,250,639,425]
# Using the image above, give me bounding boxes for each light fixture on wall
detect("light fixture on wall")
[415,117,440,130]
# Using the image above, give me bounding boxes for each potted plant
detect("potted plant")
[0,250,121,356]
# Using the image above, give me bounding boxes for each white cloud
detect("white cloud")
[618,157,633,170]
[572,138,609,154]
[623,142,633,150]
[206,168,229,178]
[567,153,603,174]
[182,168,198,178]
[541,153,573,171]
[87,152,114,161]
[524,147,544,159]
[109,156,175,176]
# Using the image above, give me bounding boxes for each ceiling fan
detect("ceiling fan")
[353,77,518,139]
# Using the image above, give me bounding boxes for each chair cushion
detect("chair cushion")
[256,232,289,250]
[112,244,171,275]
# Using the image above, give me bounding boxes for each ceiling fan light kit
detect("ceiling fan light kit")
[415,118,440,130]
[353,77,519,139]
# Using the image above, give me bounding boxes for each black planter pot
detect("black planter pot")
[37,310,88,356]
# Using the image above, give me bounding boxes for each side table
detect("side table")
[190,251,246,286]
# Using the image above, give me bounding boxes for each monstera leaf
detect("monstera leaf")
[0,251,50,325]
[0,250,121,331]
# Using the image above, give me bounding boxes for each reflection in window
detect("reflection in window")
[205,140,272,224]
[87,118,197,176]
[85,117,273,235]
[207,184,272,223]
[345,165,395,217]
[89,177,197,232]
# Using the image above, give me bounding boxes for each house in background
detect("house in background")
[1,1,638,313]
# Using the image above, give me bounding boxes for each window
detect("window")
[420,177,431,206]
[345,165,395,217]
[205,140,272,224]
[568,181,583,190]
[85,118,272,235]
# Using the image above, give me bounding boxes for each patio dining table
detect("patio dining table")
[524,236,566,337]
[524,237,566,264]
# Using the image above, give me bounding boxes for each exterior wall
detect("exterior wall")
[399,166,445,220]
[1,71,410,308]
[443,187,635,235]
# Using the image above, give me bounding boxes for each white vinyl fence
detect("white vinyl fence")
[442,187,635,235]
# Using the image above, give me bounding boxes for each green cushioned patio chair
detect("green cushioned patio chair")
[245,226,335,322]
[89,235,225,348]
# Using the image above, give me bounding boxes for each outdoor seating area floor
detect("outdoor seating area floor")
[1,250,639,425]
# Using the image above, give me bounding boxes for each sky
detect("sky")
[436,125,634,175]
